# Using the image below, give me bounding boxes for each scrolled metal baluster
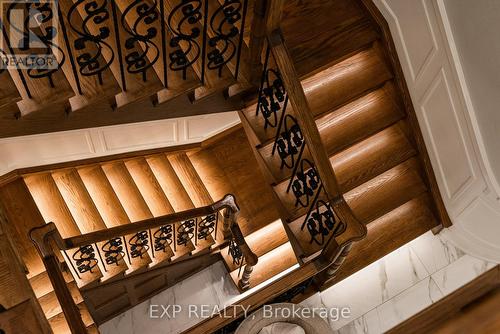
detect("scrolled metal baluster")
[302,198,346,246]
[128,230,150,258]
[72,244,98,274]
[206,0,243,77]
[101,237,125,265]
[121,0,160,81]
[197,213,216,241]
[276,115,305,170]
[176,218,195,246]
[167,0,203,80]
[289,160,320,208]
[68,0,115,85]
[228,239,243,266]
[257,68,286,129]
[154,224,173,252]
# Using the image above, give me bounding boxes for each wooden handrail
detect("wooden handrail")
[61,194,238,250]
[30,224,87,334]
[29,194,256,333]
[266,30,367,267]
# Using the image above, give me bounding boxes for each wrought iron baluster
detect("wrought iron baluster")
[153,224,173,252]
[71,244,98,274]
[121,0,160,81]
[101,237,125,266]
[275,115,305,170]
[197,213,216,241]
[256,63,287,130]
[288,159,321,208]
[128,230,150,258]
[176,218,195,246]
[302,193,346,246]
[206,0,245,77]
[67,0,115,86]
[167,0,203,81]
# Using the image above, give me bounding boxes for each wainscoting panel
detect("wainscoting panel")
[0,112,240,175]
[374,0,500,262]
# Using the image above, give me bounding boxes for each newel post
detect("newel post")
[30,223,88,334]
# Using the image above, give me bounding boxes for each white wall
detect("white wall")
[373,0,500,262]
[0,112,240,175]
[442,0,500,195]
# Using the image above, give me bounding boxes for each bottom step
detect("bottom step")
[229,242,298,291]
[48,302,94,334]
[319,194,439,290]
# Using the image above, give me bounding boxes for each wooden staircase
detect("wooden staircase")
[11,148,256,333]
[238,0,449,289]
[0,125,290,332]
[0,0,253,138]
[0,1,454,333]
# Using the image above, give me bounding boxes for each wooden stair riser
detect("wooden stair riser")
[243,46,393,144]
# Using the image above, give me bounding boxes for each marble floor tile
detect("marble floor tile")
[408,231,466,274]
[318,260,383,330]
[378,244,429,302]
[338,309,382,334]
[377,277,443,332]
[431,254,496,296]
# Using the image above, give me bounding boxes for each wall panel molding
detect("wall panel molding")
[373,0,500,263]
[0,112,240,175]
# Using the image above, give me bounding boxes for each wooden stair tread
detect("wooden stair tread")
[48,302,94,334]
[258,82,405,183]
[146,154,196,258]
[167,153,214,207]
[52,169,107,233]
[146,154,194,212]
[78,166,131,228]
[221,219,289,272]
[282,0,380,77]
[24,173,81,238]
[39,282,82,319]
[167,153,216,252]
[0,179,47,278]
[229,242,298,291]
[29,269,74,299]
[78,164,153,275]
[124,158,175,217]
[124,158,176,265]
[243,46,393,144]
[344,157,427,223]
[321,194,440,288]
[285,158,427,257]
[274,125,418,220]
[51,169,128,282]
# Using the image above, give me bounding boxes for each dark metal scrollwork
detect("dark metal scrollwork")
[290,160,320,208]
[128,230,150,258]
[154,225,173,252]
[197,213,216,240]
[256,68,287,129]
[276,115,304,170]
[68,0,114,85]
[167,0,202,79]
[102,237,125,265]
[228,239,242,265]
[121,0,159,81]
[72,245,98,273]
[177,219,195,246]
[303,199,346,246]
[206,0,242,76]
